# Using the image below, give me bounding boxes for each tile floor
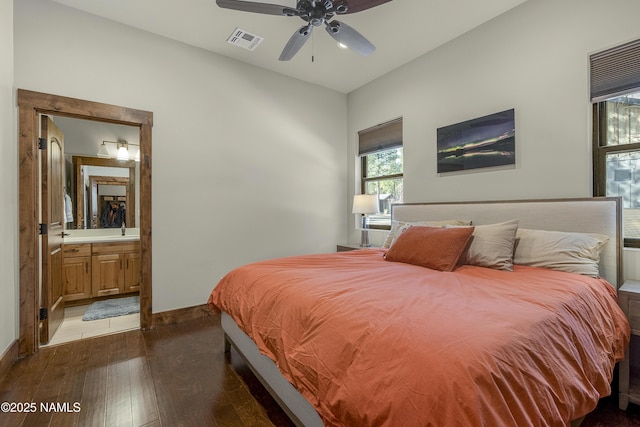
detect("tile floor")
[42,303,140,347]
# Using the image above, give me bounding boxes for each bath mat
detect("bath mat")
[82,296,140,321]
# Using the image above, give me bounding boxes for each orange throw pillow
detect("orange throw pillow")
[385,226,475,271]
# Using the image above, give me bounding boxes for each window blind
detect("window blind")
[358,118,403,156]
[591,38,640,102]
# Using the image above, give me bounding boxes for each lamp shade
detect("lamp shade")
[352,194,379,214]
[97,142,110,158]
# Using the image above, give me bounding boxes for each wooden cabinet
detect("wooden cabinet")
[92,241,141,297]
[124,251,142,293]
[619,280,640,410]
[92,253,124,297]
[62,241,140,301]
[62,244,92,301]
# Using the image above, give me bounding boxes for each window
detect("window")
[358,118,403,229]
[594,92,640,245]
[591,39,640,246]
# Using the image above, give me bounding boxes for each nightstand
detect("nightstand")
[618,280,640,410]
[337,244,365,252]
[337,243,387,252]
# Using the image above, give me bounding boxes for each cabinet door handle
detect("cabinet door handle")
[85,263,88,274]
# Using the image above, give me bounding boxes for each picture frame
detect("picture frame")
[437,109,515,173]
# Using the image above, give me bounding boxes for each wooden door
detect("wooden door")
[40,116,65,344]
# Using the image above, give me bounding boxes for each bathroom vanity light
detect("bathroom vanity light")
[97,141,110,158]
[116,142,129,160]
[97,139,140,162]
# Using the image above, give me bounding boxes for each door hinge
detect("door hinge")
[39,223,47,235]
[38,138,46,150]
[39,308,48,321]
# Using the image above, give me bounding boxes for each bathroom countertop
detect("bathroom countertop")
[63,228,140,244]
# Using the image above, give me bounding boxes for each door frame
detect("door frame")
[18,89,153,356]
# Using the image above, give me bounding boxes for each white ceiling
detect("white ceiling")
[51,0,527,93]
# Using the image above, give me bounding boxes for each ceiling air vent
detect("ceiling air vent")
[227,28,264,51]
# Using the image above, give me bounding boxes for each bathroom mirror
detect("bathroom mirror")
[52,115,140,229]
[73,156,137,229]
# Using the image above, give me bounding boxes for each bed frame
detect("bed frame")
[222,197,622,427]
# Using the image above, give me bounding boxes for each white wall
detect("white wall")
[0,0,16,357]
[346,0,640,260]
[13,0,348,313]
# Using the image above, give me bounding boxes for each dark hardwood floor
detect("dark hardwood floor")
[0,314,639,426]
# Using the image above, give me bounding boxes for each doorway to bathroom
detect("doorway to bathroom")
[17,89,153,355]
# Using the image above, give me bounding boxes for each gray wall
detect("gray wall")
[0,0,16,358]
[347,0,640,251]
[13,0,348,316]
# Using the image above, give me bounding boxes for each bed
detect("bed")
[208,198,630,427]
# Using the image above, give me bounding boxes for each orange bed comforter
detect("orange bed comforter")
[208,248,630,426]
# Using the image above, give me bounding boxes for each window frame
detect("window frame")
[360,150,403,230]
[357,117,403,230]
[592,101,640,248]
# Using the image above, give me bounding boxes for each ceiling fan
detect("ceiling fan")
[216,0,391,61]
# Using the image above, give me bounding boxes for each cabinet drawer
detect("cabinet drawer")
[92,241,140,255]
[62,243,91,257]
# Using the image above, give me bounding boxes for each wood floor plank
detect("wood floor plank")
[105,353,133,427]
[143,326,186,426]
[103,333,133,427]
[0,347,56,427]
[76,333,111,426]
[21,344,77,427]
[48,338,90,427]
[125,331,159,426]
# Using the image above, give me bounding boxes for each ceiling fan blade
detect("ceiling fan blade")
[325,20,375,56]
[342,0,391,14]
[216,0,292,16]
[279,25,313,61]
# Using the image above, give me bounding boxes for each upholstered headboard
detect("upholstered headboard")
[391,198,622,288]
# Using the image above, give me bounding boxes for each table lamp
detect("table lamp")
[352,194,379,247]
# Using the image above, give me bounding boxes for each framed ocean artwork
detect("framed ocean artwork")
[437,109,515,173]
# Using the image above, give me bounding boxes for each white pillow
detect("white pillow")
[383,219,472,248]
[513,228,609,277]
[457,220,519,271]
